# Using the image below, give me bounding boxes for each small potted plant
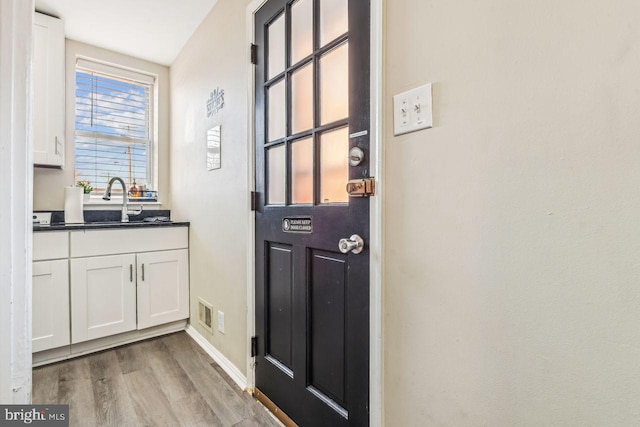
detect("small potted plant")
[77,181,93,202]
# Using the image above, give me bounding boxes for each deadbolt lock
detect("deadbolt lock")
[346,178,375,197]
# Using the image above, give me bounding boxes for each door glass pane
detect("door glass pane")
[320,127,348,204]
[291,137,313,204]
[291,0,313,65]
[268,144,286,204]
[268,79,286,142]
[292,63,314,135]
[268,13,286,79]
[320,42,349,125]
[320,0,348,46]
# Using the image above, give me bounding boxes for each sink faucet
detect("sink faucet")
[102,177,143,222]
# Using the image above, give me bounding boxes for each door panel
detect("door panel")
[70,254,137,343]
[136,249,190,330]
[309,250,347,405]
[32,260,70,352]
[255,0,370,425]
[266,243,294,369]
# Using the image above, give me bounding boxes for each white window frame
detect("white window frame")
[74,57,158,203]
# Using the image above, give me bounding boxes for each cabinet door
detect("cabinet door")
[137,249,189,330]
[33,260,70,352]
[71,254,137,343]
[33,12,65,167]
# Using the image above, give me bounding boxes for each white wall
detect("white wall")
[0,0,33,404]
[383,0,640,425]
[170,0,252,374]
[33,40,171,211]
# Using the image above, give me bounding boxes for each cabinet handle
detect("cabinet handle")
[142,264,145,281]
[130,264,133,282]
[54,136,60,155]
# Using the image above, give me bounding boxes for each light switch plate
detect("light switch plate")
[393,83,433,136]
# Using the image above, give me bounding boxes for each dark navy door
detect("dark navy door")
[254,0,371,425]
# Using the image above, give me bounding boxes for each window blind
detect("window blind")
[74,61,154,194]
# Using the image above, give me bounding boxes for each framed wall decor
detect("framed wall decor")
[207,125,221,170]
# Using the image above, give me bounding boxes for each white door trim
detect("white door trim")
[244,1,384,425]
[0,0,34,403]
[245,0,267,394]
[368,0,384,424]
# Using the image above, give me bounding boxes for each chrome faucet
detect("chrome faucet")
[102,177,143,222]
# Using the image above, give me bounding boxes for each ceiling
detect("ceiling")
[34,0,219,66]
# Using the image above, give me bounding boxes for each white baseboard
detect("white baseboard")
[185,325,248,391]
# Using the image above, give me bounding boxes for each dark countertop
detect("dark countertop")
[33,209,189,232]
[33,221,190,232]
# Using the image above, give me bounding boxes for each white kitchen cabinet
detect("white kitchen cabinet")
[32,260,70,352]
[33,12,65,167]
[70,254,137,344]
[137,249,189,330]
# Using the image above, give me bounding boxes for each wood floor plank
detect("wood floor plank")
[232,415,281,427]
[32,332,281,427]
[115,343,147,374]
[163,331,208,356]
[88,349,120,381]
[174,348,252,426]
[171,392,226,426]
[32,364,59,404]
[123,368,180,426]
[57,358,98,427]
[138,338,197,401]
[88,350,138,426]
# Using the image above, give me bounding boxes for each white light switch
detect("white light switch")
[393,83,433,136]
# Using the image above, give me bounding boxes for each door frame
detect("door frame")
[244,0,384,425]
[0,0,34,403]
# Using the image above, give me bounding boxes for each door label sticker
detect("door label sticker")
[349,130,368,139]
[282,217,313,234]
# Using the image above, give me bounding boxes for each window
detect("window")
[74,59,155,198]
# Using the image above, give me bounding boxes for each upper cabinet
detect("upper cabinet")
[33,12,65,168]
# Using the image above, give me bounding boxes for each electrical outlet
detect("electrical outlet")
[217,310,225,334]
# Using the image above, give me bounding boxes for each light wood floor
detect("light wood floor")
[32,332,282,427]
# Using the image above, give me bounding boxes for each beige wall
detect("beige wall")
[170,0,252,374]
[33,40,170,210]
[384,0,640,425]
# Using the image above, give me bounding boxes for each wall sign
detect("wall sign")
[282,217,313,234]
[206,87,224,117]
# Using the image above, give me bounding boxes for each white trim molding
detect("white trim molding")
[186,325,248,392]
[0,0,35,404]
[369,0,384,425]
[245,0,267,394]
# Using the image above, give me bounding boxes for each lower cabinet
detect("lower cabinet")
[70,249,190,343]
[33,226,190,359]
[70,254,137,343]
[137,249,189,330]
[33,260,70,352]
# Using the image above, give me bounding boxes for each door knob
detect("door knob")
[339,234,364,254]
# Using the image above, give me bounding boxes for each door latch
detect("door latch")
[346,178,375,197]
[339,234,365,254]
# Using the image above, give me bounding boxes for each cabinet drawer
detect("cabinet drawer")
[70,227,188,258]
[33,232,69,261]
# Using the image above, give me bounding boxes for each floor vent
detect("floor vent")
[198,298,214,333]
